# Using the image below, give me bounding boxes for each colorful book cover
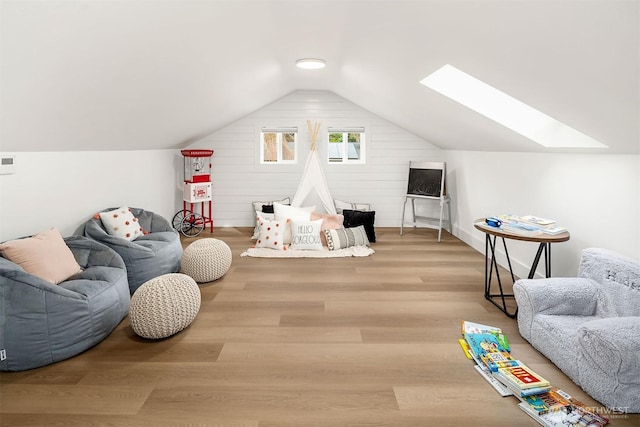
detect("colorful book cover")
[567,398,609,427]
[518,401,609,427]
[461,320,502,335]
[458,338,472,359]
[480,351,519,372]
[522,387,572,414]
[464,332,510,355]
[496,362,551,389]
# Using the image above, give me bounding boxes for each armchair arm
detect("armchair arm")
[135,209,174,233]
[514,277,599,341]
[0,257,81,299]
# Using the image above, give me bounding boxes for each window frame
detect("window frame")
[260,127,298,164]
[327,127,366,164]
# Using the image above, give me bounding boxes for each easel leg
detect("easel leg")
[411,198,416,229]
[400,198,407,235]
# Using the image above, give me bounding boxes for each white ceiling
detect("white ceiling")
[1,0,638,154]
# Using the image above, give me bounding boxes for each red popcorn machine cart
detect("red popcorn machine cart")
[172,149,214,237]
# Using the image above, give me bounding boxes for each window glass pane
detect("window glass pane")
[329,133,343,143]
[347,133,361,160]
[263,133,277,162]
[282,133,296,161]
[328,133,343,162]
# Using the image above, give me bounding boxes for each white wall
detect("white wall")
[446,150,640,277]
[2,97,637,283]
[188,90,443,227]
[0,150,181,241]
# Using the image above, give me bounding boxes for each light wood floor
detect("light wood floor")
[1,227,637,427]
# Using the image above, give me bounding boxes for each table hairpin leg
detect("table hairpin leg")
[484,234,518,318]
[529,242,552,279]
[484,236,554,318]
[475,219,569,318]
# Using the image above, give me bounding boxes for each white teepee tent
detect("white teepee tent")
[291,121,337,214]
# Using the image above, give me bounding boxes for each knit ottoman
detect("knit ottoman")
[180,238,232,282]
[129,273,201,339]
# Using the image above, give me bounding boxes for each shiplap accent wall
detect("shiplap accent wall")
[187,90,443,227]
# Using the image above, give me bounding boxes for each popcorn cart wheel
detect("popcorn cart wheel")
[172,210,206,237]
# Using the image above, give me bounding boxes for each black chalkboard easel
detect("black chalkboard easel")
[400,161,451,242]
[406,161,446,198]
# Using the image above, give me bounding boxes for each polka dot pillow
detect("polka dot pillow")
[98,207,144,241]
[255,219,286,251]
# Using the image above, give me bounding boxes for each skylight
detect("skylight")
[419,65,608,149]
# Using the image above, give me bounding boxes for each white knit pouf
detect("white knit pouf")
[180,238,232,282]
[129,273,201,339]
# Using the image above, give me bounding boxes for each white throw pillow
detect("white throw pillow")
[252,197,290,214]
[334,199,371,214]
[255,219,286,251]
[251,211,275,240]
[273,203,315,244]
[99,207,143,241]
[290,219,323,251]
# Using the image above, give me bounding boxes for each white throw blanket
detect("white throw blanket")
[241,245,374,258]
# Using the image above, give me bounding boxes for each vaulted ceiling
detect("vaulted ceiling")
[1,0,638,154]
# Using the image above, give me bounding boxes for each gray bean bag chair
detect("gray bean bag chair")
[0,236,130,371]
[514,248,640,413]
[83,207,182,293]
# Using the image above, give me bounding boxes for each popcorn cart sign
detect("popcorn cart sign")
[184,182,212,203]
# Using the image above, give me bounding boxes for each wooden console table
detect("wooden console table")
[473,219,570,318]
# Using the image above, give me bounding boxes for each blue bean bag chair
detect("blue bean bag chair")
[0,235,130,371]
[83,207,182,293]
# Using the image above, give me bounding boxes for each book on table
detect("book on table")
[541,225,568,235]
[520,215,556,227]
[494,214,567,236]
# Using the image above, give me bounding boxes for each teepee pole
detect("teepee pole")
[307,120,320,152]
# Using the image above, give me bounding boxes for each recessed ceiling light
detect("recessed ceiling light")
[420,64,608,149]
[296,58,326,70]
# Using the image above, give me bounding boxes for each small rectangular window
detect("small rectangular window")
[261,128,298,164]
[328,127,365,164]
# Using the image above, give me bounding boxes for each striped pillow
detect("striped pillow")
[324,225,370,250]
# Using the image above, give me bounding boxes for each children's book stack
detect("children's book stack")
[459,320,609,427]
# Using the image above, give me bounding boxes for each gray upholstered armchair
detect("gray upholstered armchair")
[0,236,130,371]
[84,207,182,293]
[514,248,640,413]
